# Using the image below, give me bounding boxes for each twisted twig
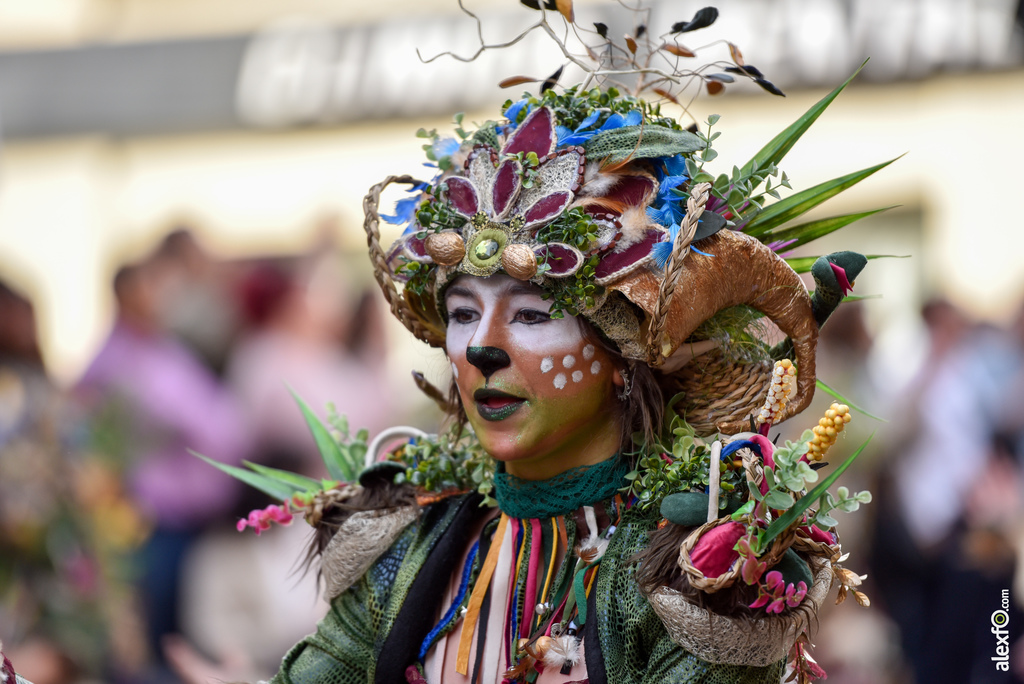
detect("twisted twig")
[646,181,711,364]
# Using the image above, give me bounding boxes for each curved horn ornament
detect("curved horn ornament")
[612,229,818,433]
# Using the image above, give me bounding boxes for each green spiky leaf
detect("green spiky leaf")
[739,60,867,179]
[289,387,359,482]
[243,461,321,493]
[760,206,896,249]
[816,378,887,422]
[744,157,901,236]
[761,434,873,548]
[191,451,295,501]
[785,253,908,274]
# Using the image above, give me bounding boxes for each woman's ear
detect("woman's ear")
[612,366,625,389]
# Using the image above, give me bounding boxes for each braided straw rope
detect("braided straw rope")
[646,181,712,365]
[303,486,362,527]
[792,529,842,563]
[363,176,446,347]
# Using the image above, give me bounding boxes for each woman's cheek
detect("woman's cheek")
[522,342,608,396]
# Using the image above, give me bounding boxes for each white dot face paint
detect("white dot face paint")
[443,274,620,472]
[582,344,595,361]
[591,361,601,375]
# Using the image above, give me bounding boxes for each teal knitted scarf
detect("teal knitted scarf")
[493,456,630,519]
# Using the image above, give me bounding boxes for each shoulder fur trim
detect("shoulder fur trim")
[320,505,419,600]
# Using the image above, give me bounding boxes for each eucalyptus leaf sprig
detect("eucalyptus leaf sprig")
[391,426,497,507]
[624,394,748,511]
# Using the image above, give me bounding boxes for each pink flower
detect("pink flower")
[740,552,767,585]
[236,502,295,536]
[786,581,808,608]
[749,570,808,614]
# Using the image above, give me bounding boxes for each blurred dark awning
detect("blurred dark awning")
[0,0,1020,140]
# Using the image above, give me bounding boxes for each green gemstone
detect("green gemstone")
[474,238,500,260]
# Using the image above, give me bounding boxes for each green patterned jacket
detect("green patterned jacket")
[270,493,786,684]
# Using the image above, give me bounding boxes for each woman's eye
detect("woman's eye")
[513,309,550,325]
[448,308,477,324]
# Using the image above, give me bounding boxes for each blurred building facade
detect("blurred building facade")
[0,0,1021,388]
[2,2,1024,683]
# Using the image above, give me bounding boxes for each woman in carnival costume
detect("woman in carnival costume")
[0,5,887,684]
[221,4,887,683]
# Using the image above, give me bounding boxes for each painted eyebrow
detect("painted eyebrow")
[506,284,544,298]
[445,285,476,301]
[444,283,544,302]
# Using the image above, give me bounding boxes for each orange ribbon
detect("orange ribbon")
[456,512,509,675]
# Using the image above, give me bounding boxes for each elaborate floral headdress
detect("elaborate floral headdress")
[364,53,891,435]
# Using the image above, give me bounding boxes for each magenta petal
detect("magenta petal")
[594,229,661,283]
[749,594,769,609]
[600,174,656,207]
[787,582,808,607]
[502,107,556,158]
[492,159,522,219]
[765,570,783,590]
[767,598,786,614]
[522,192,571,229]
[396,233,431,264]
[446,177,480,217]
[236,519,248,532]
[536,243,583,277]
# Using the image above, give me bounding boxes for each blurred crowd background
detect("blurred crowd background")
[1,1,1023,683]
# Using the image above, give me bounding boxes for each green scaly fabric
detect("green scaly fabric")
[271,488,784,684]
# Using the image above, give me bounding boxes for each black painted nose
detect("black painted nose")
[466,346,511,379]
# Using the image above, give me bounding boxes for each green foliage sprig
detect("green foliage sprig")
[748,431,874,554]
[503,85,679,132]
[390,426,497,507]
[538,254,600,319]
[623,395,748,512]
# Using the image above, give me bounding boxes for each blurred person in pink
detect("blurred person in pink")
[225,253,393,476]
[76,249,250,682]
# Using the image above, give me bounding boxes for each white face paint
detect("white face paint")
[452,362,459,379]
[583,344,595,361]
[591,361,602,375]
[444,275,622,478]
